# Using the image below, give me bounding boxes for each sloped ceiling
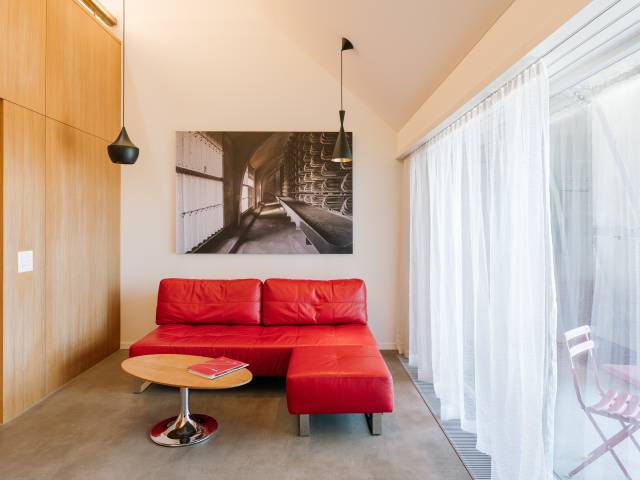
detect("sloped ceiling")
[250,0,514,130]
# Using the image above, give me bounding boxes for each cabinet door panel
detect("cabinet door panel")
[1,100,46,422]
[0,0,46,112]
[46,0,121,141]
[45,118,120,393]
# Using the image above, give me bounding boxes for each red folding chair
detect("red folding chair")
[564,325,640,479]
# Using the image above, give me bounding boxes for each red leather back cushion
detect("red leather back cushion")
[263,279,367,325]
[156,278,262,325]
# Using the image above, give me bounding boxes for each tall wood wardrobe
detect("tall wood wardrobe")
[0,0,121,422]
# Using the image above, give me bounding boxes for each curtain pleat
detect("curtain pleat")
[408,62,557,480]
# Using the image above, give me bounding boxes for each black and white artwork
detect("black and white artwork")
[176,131,353,254]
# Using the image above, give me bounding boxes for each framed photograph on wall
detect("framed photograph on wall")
[175,131,353,254]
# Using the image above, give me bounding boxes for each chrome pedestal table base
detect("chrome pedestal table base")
[150,387,218,447]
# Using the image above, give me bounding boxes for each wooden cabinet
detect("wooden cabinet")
[1,100,47,422]
[0,0,121,422]
[45,119,120,392]
[46,0,121,142]
[0,0,47,113]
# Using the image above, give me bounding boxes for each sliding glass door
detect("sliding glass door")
[551,49,640,479]
[406,4,640,479]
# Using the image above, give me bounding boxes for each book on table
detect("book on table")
[187,356,249,380]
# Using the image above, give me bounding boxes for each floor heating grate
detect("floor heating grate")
[399,357,492,480]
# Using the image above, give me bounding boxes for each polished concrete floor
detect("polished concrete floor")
[0,351,470,480]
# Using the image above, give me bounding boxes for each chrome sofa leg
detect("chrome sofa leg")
[133,379,151,394]
[299,414,310,436]
[365,413,382,435]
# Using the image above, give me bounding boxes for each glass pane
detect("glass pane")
[551,49,640,479]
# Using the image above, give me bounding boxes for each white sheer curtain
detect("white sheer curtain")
[409,62,557,480]
[590,76,640,362]
[550,61,640,365]
[551,54,640,478]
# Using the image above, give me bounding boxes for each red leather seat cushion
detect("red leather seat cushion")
[286,346,394,414]
[263,278,367,325]
[129,324,377,376]
[156,278,262,325]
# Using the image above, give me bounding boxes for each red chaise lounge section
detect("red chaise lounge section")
[286,345,394,435]
[129,277,394,435]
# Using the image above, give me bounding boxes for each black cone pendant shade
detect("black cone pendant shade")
[332,110,351,162]
[108,126,139,164]
[331,37,354,163]
[108,0,139,165]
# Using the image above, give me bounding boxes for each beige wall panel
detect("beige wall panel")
[46,0,121,142]
[0,0,46,113]
[1,100,46,422]
[397,0,592,153]
[45,118,119,393]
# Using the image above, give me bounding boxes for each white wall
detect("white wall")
[119,0,402,348]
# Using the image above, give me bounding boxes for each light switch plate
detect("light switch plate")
[18,251,34,273]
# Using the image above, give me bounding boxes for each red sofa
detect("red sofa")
[129,278,394,435]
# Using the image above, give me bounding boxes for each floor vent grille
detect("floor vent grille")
[399,357,492,480]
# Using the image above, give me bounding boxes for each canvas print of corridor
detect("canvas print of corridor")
[176,131,353,254]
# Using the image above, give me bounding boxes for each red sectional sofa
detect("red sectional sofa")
[129,278,394,435]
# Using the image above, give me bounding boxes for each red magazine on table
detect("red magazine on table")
[187,356,249,380]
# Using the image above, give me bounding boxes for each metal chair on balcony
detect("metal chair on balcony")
[564,325,640,480]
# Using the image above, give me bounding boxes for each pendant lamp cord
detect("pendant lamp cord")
[340,47,345,171]
[340,48,343,110]
[121,0,126,124]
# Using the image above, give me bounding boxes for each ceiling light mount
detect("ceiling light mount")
[332,37,354,163]
[341,37,354,52]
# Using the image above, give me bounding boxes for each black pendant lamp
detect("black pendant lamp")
[108,0,139,165]
[331,37,354,163]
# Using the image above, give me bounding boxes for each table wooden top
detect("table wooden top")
[121,354,253,390]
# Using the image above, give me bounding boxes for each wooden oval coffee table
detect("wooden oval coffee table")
[121,354,252,447]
